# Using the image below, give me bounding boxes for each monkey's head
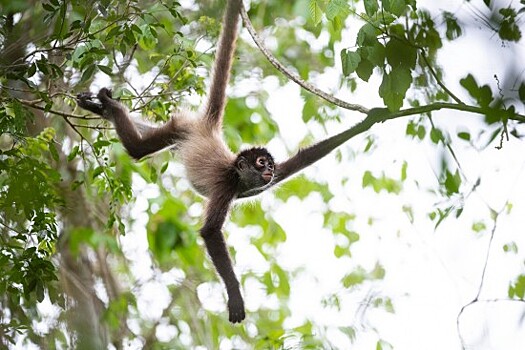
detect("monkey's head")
[235,147,275,193]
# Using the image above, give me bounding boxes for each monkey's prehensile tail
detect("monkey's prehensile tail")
[204,0,241,128]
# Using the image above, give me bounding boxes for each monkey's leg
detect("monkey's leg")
[201,196,245,323]
[94,88,185,159]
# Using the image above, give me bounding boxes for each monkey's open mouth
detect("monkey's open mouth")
[262,172,273,182]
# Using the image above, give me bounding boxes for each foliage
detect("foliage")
[1,0,525,349]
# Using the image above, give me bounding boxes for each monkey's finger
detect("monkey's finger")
[76,92,93,100]
[97,87,114,101]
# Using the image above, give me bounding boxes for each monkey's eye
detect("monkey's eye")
[256,157,266,167]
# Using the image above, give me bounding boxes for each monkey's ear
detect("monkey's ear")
[236,156,248,171]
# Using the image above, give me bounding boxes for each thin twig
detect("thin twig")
[17,99,101,120]
[0,219,25,235]
[456,208,503,349]
[240,3,369,115]
[420,50,464,104]
[475,212,499,301]
[70,123,114,130]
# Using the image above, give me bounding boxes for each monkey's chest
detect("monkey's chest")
[179,131,235,198]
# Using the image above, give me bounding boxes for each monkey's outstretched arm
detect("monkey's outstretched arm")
[203,0,241,128]
[200,193,245,323]
[77,88,187,159]
[274,118,374,184]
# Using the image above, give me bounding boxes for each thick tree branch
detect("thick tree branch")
[389,103,525,123]
[240,3,370,114]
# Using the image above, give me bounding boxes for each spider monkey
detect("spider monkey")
[77,0,360,323]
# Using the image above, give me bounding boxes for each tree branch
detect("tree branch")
[240,3,370,115]
[384,102,525,123]
[18,98,100,120]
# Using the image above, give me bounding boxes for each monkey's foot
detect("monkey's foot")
[97,87,113,100]
[228,296,246,323]
[77,92,105,116]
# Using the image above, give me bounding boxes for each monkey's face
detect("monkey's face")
[235,147,275,192]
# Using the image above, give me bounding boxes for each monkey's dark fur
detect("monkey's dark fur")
[78,0,358,323]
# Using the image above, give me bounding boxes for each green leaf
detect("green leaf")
[357,23,377,46]
[356,58,374,82]
[105,26,122,40]
[68,145,80,161]
[459,74,494,107]
[309,0,323,26]
[326,0,350,21]
[36,282,45,302]
[364,0,379,16]
[360,42,386,67]
[519,83,525,102]
[371,263,385,279]
[503,242,518,254]
[499,8,522,42]
[460,74,493,108]
[509,275,525,299]
[460,74,479,100]
[379,67,412,111]
[444,169,461,195]
[97,65,113,76]
[334,245,350,258]
[385,37,417,69]
[340,49,361,76]
[49,142,59,161]
[401,161,407,181]
[342,270,365,288]
[27,63,37,77]
[443,11,462,40]
[478,85,493,108]
[276,175,333,202]
[160,161,169,174]
[80,64,96,83]
[302,95,318,122]
[383,0,406,16]
[376,340,393,350]
[42,3,55,12]
[417,125,425,139]
[472,221,486,233]
[457,132,471,141]
[430,128,443,144]
[362,170,402,194]
[92,166,104,179]
[53,3,67,39]
[138,24,157,50]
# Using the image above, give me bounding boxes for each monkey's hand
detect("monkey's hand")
[227,294,245,323]
[77,88,121,121]
[77,92,105,116]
